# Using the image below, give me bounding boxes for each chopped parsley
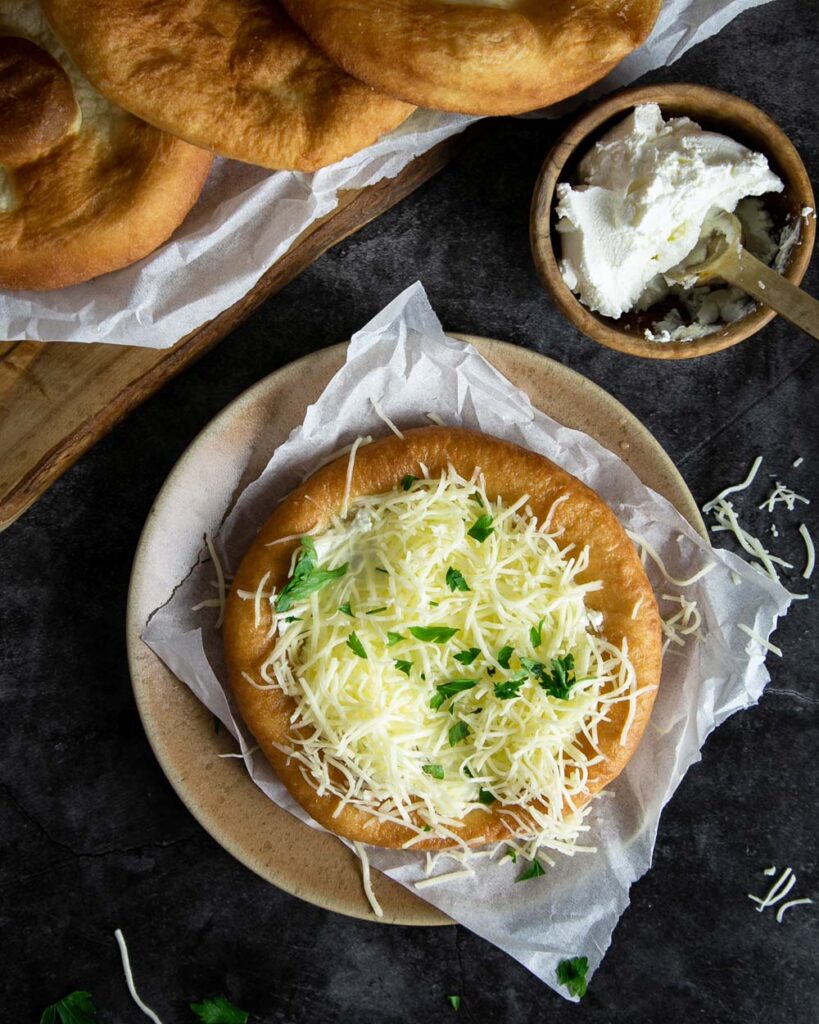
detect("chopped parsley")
[338,602,354,616]
[556,957,589,999]
[448,721,471,746]
[516,859,546,882]
[493,672,527,700]
[375,567,389,574]
[366,606,387,615]
[497,645,513,669]
[530,617,544,649]
[346,632,367,659]
[471,490,485,507]
[478,787,495,805]
[410,625,459,643]
[520,653,578,699]
[454,647,480,665]
[275,537,348,612]
[430,679,477,710]
[422,763,445,780]
[395,659,413,676]
[467,513,494,543]
[504,846,518,863]
[446,567,470,592]
[447,995,462,1011]
[190,996,249,1024]
[401,474,418,491]
[40,992,97,1024]
[463,765,474,778]
[386,631,404,646]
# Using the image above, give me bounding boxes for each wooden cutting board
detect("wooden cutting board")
[0,129,477,531]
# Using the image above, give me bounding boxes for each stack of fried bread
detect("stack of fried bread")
[2,0,661,289]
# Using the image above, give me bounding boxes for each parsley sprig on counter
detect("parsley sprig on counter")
[40,992,97,1024]
[556,956,589,999]
[190,996,249,1024]
[275,537,347,612]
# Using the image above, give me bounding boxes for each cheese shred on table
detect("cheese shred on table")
[246,467,640,854]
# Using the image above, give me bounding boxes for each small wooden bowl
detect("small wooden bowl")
[530,83,816,360]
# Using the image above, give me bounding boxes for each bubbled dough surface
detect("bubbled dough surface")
[224,427,663,851]
[281,0,662,116]
[0,0,212,290]
[39,0,415,171]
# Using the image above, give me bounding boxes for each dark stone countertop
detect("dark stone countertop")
[1,2,817,1021]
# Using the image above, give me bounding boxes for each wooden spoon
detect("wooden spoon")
[666,211,819,341]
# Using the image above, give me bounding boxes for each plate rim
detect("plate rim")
[126,335,705,927]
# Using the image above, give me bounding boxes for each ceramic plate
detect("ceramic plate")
[126,336,705,926]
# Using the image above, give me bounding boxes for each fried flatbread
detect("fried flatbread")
[39,0,415,171]
[224,427,662,850]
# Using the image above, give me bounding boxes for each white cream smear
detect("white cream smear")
[555,103,784,333]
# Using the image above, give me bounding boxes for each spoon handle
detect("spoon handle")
[715,246,819,342]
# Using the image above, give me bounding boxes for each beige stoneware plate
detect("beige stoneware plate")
[126,336,706,926]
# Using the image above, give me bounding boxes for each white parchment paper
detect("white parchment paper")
[1,0,773,347]
[142,282,791,999]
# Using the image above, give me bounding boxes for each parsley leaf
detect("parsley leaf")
[454,647,480,666]
[375,567,389,574]
[463,765,474,778]
[422,763,445,780]
[447,995,462,1011]
[541,654,577,699]
[516,859,546,882]
[471,490,485,507]
[493,672,527,700]
[530,617,544,649]
[446,567,470,592]
[338,602,354,616]
[505,846,518,863]
[401,474,417,491]
[478,787,495,805]
[346,632,367,659]
[448,721,471,746]
[430,679,477,710]
[556,957,589,999]
[366,606,387,615]
[39,991,97,1024]
[386,631,404,646]
[497,645,513,669]
[467,513,494,543]
[395,659,413,676]
[275,537,347,612]
[190,996,249,1024]
[410,625,459,643]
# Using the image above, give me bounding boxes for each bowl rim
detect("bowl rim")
[530,82,817,361]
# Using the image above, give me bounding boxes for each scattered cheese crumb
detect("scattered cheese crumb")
[748,867,795,912]
[703,456,762,513]
[776,897,814,923]
[626,531,715,588]
[204,533,226,629]
[792,457,804,468]
[353,842,384,918]
[114,929,165,1024]
[758,481,809,513]
[341,435,368,519]
[414,868,475,890]
[799,524,815,579]
[426,412,445,426]
[737,622,782,658]
[370,396,404,439]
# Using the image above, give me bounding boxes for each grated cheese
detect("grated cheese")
[341,435,368,519]
[353,842,384,917]
[707,498,792,585]
[758,481,809,513]
[114,929,164,1024]
[369,397,404,439]
[792,457,804,468]
[659,593,703,654]
[776,897,814,923]
[748,867,795,912]
[248,467,639,856]
[737,623,782,658]
[204,533,226,629]
[799,523,815,579]
[426,412,445,426]
[626,531,715,588]
[703,456,762,513]
[414,868,474,890]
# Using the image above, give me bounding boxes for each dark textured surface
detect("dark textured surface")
[2,3,818,1021]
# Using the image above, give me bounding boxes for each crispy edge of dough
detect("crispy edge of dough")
[224,427,662,850]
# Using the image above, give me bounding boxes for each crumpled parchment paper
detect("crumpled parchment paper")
[142,282,790,999]
[1,0,773,347]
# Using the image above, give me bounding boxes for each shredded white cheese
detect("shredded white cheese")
[341,435,368,519]
[799,523,815,579]
[353,842,384,918]
[114,929,164,1024]
[626,531,715,588]
[758,481,809,513]
[737,622,782,658]
[792,457,804,468]
[249,467,639,857]
[748,867,796,912]
[204,533,226,629]
[776,897,814,923]
[703,456,763,513]
[369,397,404,439]
[414,868,474,890]
[425,412,445,426]
[660,593,703,654]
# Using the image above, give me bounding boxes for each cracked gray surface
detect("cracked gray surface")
[1,2,817,1021]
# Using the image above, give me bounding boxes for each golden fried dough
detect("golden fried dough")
[224,427,662,850]
[282,0,661,115]
[0,2,212,291]
[39,0,415,171]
